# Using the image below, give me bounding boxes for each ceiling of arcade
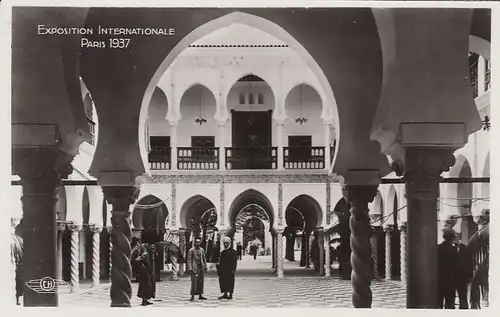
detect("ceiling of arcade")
[11,8,490,187]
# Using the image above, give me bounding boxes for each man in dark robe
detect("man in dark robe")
[438,227,458,309]
[236,242,242,260]
[217,236,238,300]
[187,237,208,301]
[453,233,473,309]
[132,238,154,306]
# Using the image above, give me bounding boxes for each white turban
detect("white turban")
[222,236,231,244]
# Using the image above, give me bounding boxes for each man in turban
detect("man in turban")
[217,236,238,300]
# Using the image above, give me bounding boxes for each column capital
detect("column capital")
[67,223,81,232]
[89,225,103,234]
[403,147,456,200]
[56,221,67,231]
[12,147,74,193]
[274,228,284,235]
[216,119,228,127]
[400,222,408,232]
[103,186,139,214]
[384,225,394,233]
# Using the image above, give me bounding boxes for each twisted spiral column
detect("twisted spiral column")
[91,226,102,287]
[317,228,325,276]
[179,229,186,276]
[68,223,81,293]
[370,226,381,278]
[324,230,331,277]
[276,229,284,279]
[385,225,393,281]
[347,185,378,308]
[103,186,138,308]
[107,226,112,281]
[400,223,408,285]
[170,230,179,281]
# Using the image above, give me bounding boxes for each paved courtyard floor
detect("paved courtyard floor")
[58,256,406,308]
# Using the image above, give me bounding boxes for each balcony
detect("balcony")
[149,146,171,170]
[86,117,95,146]
[485,68,491,91]
[283,146,325,169]
[177,147,219,170]
[225,146,277,170]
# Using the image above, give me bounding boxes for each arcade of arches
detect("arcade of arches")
[10,7,491,309]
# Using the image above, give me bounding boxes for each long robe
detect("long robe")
[132,244,155,300]
[187,247,207,295]
[217,248,238,293]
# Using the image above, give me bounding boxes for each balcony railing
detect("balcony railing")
[86,117,95,146]
[148,146,171,170]
[177,147,219,170]
[470,62,479,98]
[283,146,325,169]
[485,68,491,92]
[225,146,277,170]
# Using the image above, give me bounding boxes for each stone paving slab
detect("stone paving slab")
[59,277,407,308]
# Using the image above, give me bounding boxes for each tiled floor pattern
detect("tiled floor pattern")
[59,277,407,308]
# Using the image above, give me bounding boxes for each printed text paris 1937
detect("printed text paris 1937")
[37,24,176,49]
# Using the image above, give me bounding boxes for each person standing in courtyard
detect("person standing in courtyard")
[132,238,155,306]
[187,237,208,301]
[236,242,242,260]
[453,232,473,309]
[217,236,238,300]
[438,227,458,309]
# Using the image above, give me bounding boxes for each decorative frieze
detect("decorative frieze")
[278,183,283,226]
[151,173,336,184]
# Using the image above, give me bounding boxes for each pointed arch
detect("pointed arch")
[139,11,339,173]
[228,189,275,230]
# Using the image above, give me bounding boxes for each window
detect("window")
[248,93,255,105]
[239,93,246,104]
[258,93,264,104]
[150,136,170,148]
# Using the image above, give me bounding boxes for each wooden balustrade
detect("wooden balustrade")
[225,146,277,170]
[177,147,219,170]
[148,146,171,170]
[283,146,325,169]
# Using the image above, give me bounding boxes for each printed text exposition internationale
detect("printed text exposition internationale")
[38,25,175,36]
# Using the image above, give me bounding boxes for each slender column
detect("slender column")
[404,148,455,309]
[217,122,226,170]
[12,147,73,307]
[347,184,378,308]
[400,222,408,285]
[56,221,66,281]
[317,228,325,275]
[324,122,331,169]
[67,223,81,293]
[370,226,382,278]
[107,226,112,281]
[90,225,102,287]
[276,122,284,170]
[178,228,186,276]
[385,225,393,281]
[305,231,311,268]
[276,229,284,278]
[170,123,178,171]
[324,230,331,277]
[272,235,278,270]
[103,187,138,308]
[169,230,179,281]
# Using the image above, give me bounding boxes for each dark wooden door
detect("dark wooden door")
[231,110,272,169]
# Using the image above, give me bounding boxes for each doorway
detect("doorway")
[231,110,273,169]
